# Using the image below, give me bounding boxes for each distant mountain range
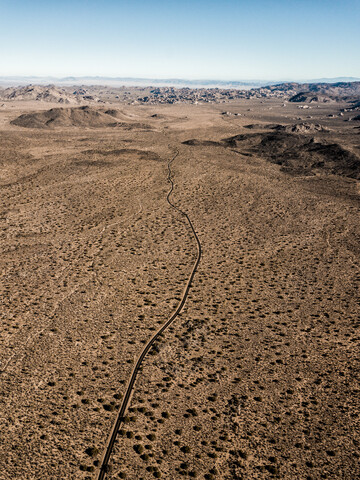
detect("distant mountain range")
[1,80,360,106]
[1,76,360,89]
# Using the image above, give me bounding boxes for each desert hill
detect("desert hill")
[0,84,81,104]
[270,81,360,95]
[244,122,329,133]
[304,81,360,96]
[225,131,360,178]
[183,124,360,179]
[272,123,329,133]
[10,106,119,128]
[0,84,102,104]
[10,106,153,129]
[251,82,360,104]
[285,83,360,103]
[289,92,336,103]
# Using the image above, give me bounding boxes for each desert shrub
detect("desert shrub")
[85,447,99,458]
[207,395,217,402]
[265,465,279,474]
[186,408,198,416]
[103,404,115,411]
[134,444,144,455]
[181,445,191,454]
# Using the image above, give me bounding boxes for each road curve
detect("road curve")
[96,150,202,479]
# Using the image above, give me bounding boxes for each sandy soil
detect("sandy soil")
[0,98,359,480]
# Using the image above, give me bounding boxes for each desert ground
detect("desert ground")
[0,94,359,480]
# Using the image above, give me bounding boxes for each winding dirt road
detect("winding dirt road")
[97,149,202,479]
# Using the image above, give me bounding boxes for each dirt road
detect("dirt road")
[97,149,202,479]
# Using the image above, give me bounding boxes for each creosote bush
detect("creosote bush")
[134,444,144,455]
[85,447,99,458]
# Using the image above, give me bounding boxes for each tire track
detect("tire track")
[96,149,202,479]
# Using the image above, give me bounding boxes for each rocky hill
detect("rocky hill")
[183,123,360,179]
[11,106,120,128]
[10,106,153,130]
[0,85,100,104]
[286,82,360,103]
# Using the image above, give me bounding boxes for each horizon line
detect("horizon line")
[1,75,360,84]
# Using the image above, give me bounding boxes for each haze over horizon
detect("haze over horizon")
[1,0,360,81]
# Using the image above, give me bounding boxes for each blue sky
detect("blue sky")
[1,0,359,80]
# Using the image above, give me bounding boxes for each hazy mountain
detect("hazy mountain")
[1,76,359,89]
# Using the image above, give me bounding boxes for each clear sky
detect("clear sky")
[1,0,359,80]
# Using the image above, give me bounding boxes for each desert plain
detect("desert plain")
[0,88,359,480]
